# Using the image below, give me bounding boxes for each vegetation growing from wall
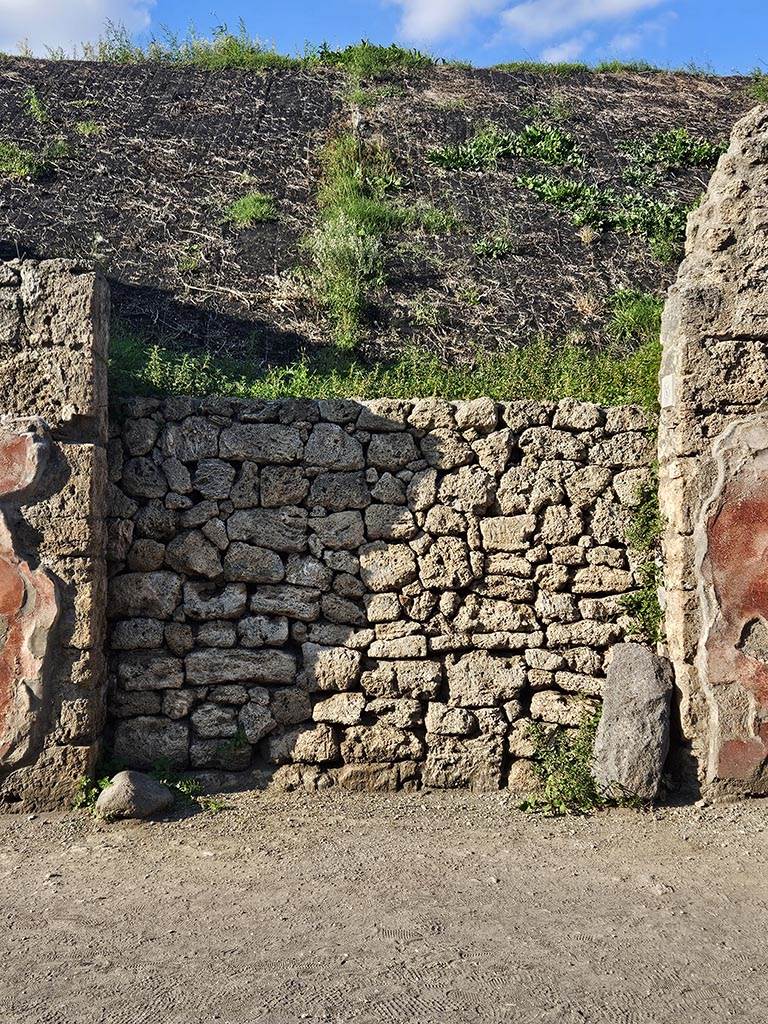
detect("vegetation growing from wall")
[428,120,582,171]
[522,713,605,816]
[622,473,664,645]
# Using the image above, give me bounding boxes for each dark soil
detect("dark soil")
[0,59,753,363]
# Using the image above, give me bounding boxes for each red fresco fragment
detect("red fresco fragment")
[707,471,768,777]
[0,428,57,765]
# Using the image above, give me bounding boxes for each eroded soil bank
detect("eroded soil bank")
[1,790,767,1023]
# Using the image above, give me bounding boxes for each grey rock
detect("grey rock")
[166,530,223,578]
[305,423,364,469]
[260,466,309,507]
[109,572,182,620]
[219,423,302,463]
[95,771,174,820]
[183,581,248,620]
[593,643,672,801]
[186,648,296,686]
[193,459,236,499]
[113,717,189,770]
[224,542,284,583]
[228,507,307,553]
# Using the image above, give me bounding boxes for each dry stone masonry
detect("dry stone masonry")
[0,259,109,809]
[659,105,768,797]
[107,394,653,791]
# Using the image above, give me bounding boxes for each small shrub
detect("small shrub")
[224,191,277,227]
[306,212,382,350]
[522,712,604,816]
[72,773,113,810]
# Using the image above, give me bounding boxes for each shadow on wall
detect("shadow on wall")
[104,391,654,794]
[0,242,310,362]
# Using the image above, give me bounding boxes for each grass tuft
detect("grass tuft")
[748,70,768,102]
[0,140,41,178]
[224,190,277,226]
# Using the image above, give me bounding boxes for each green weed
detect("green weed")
[347,83,405,108]
[593,59,660,73]
[473,234,517,259]
[224,191,277,227]
[25,87,47,124]
[518,173,689,262]
[622,127,725,185]
[428,120,581,171]
[313,40,434,78]
[72,773,113,810]
[522,712,604,816]
[749,70,768,102]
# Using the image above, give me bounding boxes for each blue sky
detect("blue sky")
[0,0,765,73]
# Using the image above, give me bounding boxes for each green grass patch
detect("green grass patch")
[607,290,663,346]
[492,61,589,75]
[518,173,689,262]
[428,120,581,172]
[347,83,406,108]
[75,120,105,137]
[593,59,660,73]
[224,190,277,227]
[0,140,41,178]
[110,321,661,408]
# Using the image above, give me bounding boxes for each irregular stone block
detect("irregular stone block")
[224,542,284,583]
[166,530,223,578]
[113,717,189,770]
[447,651,526,707]
[249,585,320,621]
[310,510,364,550]
[95,771,173,820]
[313,692,365,725]
[302,643,362,691]
[116,652,184,691]
[109,572,182,620]
[228,507,307,553]
[219,423,302,463]
[593,643,672,801]
[183,581,248,620]
[359,542,418,592]
[305,423,364,469]
[186,648,296,686]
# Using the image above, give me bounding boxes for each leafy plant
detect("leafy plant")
[428,120,581,171]
[522,712,604,815]
[75,120,105,137]
[518,173,689,262]
[224,190,277,227]
[72,773,113,810]
[622,127,726,186]
[473,234,517,259]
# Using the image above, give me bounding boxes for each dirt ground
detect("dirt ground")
[2,789,767,1024]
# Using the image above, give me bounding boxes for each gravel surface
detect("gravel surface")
[2,790,767,1023]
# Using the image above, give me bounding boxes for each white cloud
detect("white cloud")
[392,0,505,43]
[500,0,666,42]
[541,32,594,62]
[0,0,154,55]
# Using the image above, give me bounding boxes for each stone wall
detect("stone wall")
[107,395,652,791]
[0,259,109,808]
[659,105,768,797]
